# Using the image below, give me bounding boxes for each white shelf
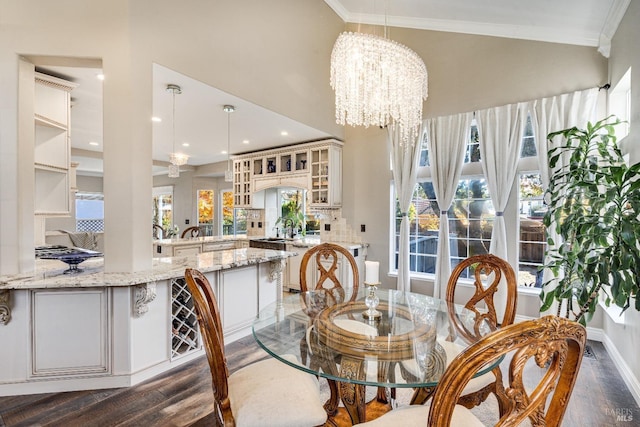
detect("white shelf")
[232,139,342,208]
[34,72,76,216]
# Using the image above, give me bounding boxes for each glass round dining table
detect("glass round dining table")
[252,287,496,426]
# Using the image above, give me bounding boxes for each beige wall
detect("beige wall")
[603,0,640,403]
[0,0,344,274]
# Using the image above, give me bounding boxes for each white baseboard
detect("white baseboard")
[603,334,640,407]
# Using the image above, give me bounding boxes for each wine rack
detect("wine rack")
[171,277,200,359]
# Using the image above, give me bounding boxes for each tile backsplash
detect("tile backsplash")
[318,209,362,243]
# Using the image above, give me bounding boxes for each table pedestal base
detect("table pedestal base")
[324,391,392,427]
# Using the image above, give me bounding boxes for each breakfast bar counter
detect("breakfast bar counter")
[0,248,293,396]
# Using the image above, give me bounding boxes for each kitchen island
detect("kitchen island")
[0,248,292,396]
[152,234,249,257]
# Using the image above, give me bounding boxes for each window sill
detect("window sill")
[599,300,626,324]
[393,272,542,296]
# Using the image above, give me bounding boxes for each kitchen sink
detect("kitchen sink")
[249,238,287,251]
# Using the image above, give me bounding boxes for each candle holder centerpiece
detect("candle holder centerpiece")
[362,282,382,320]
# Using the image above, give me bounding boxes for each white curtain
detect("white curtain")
[476,102,527,321]
[425,112,473,298]
[530,87,599,193]
[389,123,422,292]
[530,87,599,314]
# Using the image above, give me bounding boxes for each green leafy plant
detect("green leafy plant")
[276,190,305,237]
[541,116,640,325]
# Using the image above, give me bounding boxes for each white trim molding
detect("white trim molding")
[603,333,640,407]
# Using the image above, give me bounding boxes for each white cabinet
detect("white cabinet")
[31,288,110,377]
[285,245,307,291]
[233,159,252,207]
[309,144,342,207]
[232,139,343,208]
[173,245,201,257]
[154,238,249,257]
[34,73,77,216]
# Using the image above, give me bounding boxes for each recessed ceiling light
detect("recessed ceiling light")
[281,131,288,136]
[182,142,190,147]
[151,117,162,122]
[89,141,99,146]
[221,150,228,154]
[96,73,105,81]
[243,140,250,144]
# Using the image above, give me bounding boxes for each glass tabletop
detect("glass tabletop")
[252,287,497,389]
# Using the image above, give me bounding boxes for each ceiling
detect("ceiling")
[325,0,629,52]
[39,63,331,177]
[41,0,629,178]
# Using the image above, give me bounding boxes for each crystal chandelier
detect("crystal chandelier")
[223,104,235,182]
[330,31,428,146]
[166,84,188,178]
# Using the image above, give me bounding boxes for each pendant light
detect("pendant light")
[223,104,235,182]
[167,84,188,178]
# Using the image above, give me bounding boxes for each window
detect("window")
[393,113,544,289]
[518,173,545,287]
[393,182,439,274]
[197,189,214,236]
[76,192,104,232]
[449,179,494,273]
[609,67,631,140]
[153,186,173,233]
[222,190,246,235]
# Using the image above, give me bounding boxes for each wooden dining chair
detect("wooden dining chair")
[298,243,387,414]
[445,253,517,413]
[184,268,327,427]
[355,315,586,427]
[299,243,361,364]
[405,253,518,412]
[181,226,201,238]
[300,242,360,303]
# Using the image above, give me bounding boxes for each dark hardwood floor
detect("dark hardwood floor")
[0,337,637,426]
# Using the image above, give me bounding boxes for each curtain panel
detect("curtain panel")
[475,102,528,321]
[388,124,423,292]
[529,88,599,314]
[425,112,473,298]
[393,87,598,301]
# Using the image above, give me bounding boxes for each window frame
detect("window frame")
[390,113,545,294]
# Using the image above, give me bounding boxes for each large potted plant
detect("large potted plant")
[540,116,640,325]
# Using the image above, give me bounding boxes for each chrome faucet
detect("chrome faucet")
[283,218,295,238]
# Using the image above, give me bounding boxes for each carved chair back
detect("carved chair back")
[181,226,202,238]
[300,243,359,304]
[184,268,233,426]
[428,315,586,427]
[446,253,518,343]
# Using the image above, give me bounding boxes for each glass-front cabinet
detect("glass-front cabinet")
[309,143,341,207]
[233,159,252,207]
[231,139,342,208]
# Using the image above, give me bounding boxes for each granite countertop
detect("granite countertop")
[153,235,248,246]
[0,248,294,291]
[283,237,368,250]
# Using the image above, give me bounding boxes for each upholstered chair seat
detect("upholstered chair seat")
[185,268,327,427]
[353,402,483,427]
[228,354,327,427]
